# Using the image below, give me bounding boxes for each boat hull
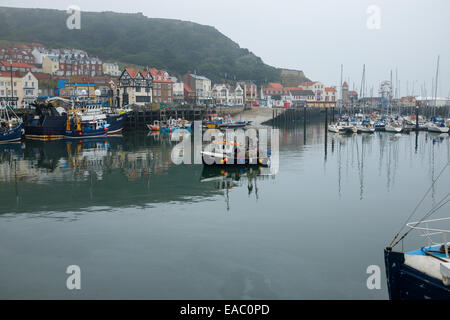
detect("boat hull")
[24,115,67,140]
[427,126,449,133]
[385,126,402,133]
[384,249,450,300]
[201,152,270,167]
[25,113,125,140]
[64,129,108,139]
[106,114,126,135]
[0,123,23,143]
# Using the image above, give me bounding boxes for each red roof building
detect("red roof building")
[148,68,174,103]
[0,61,38,73]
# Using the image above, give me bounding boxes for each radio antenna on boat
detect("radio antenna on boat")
[388,160,450,249]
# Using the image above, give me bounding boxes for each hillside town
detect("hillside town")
[1,42,449,110]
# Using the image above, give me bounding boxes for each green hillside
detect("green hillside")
[0,6,306,84]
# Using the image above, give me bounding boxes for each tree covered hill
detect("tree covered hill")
[0,6,309,84]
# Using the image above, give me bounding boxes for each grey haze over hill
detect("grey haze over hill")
[1,0,449,95]
[0,6,310,85]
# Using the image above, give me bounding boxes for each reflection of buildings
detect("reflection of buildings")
[0,138,180,184]
[0,136,221,214]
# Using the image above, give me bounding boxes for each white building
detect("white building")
[185,73,212,105]
[171,77,185,104]
[118,68,153,107]
[103,63,121,76]
[0,71,38,108]
[212,84,244,106]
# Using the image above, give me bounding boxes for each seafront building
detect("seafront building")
[118,67,153,107]
[184,73,212,105]
[211,83,244,106]
[237,81,258,106]
[0,71,38,108]
[148,68,174,104]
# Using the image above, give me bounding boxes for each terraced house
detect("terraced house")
[0,71,38,108]
[211,83,244,106]
[149,68,173,104]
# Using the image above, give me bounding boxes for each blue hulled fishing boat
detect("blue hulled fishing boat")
[64,108,109,139]
[0,106,24,143]
[385,163,450,300]
[25,99,128,140]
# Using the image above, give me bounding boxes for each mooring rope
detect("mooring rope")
[390,192,450,249]
[389,160,449,248]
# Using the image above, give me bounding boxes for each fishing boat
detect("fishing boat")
[64,109,109,139]
[203,114,223,129]
[218,116,249,129]
[147,120,161,132]
[24,103,67,140]
[0,106,23,143]
[384,159,450,300]
[201,140,270,166]
[81,103,129,134]
[25,99,127,140]
[385,216,450,299]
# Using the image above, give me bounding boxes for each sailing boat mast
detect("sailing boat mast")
[360,64,366,113]
[433,55,440,115]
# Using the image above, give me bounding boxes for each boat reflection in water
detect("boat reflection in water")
[1,132,276,214]
[200,165,275,210]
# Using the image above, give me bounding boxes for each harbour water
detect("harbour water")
[0,122,449,299]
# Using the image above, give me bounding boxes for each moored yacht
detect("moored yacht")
[385,122,403,133]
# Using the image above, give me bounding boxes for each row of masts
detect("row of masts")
[339,55,444,110]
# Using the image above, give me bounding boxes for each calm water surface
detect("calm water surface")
[0,123,449,299]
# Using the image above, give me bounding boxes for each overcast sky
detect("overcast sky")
[1,0,449,97]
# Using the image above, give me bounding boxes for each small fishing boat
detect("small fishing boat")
[218,116,248,129]
[64,109,109,139]
[147,120,161,132]
[201,140,270,166]
[0,106,23,143]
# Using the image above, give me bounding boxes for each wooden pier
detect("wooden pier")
[263,105,450,127]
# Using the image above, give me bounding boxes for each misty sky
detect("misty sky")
[1,0,449,97]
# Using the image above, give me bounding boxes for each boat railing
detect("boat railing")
[407,217,450,258]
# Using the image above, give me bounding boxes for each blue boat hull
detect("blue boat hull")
[106,114,126,134]
[24,115,67,140]
[64,128,108,139]
[0,123,23,143]
[25,113,127,140]
[384,248,450,300]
